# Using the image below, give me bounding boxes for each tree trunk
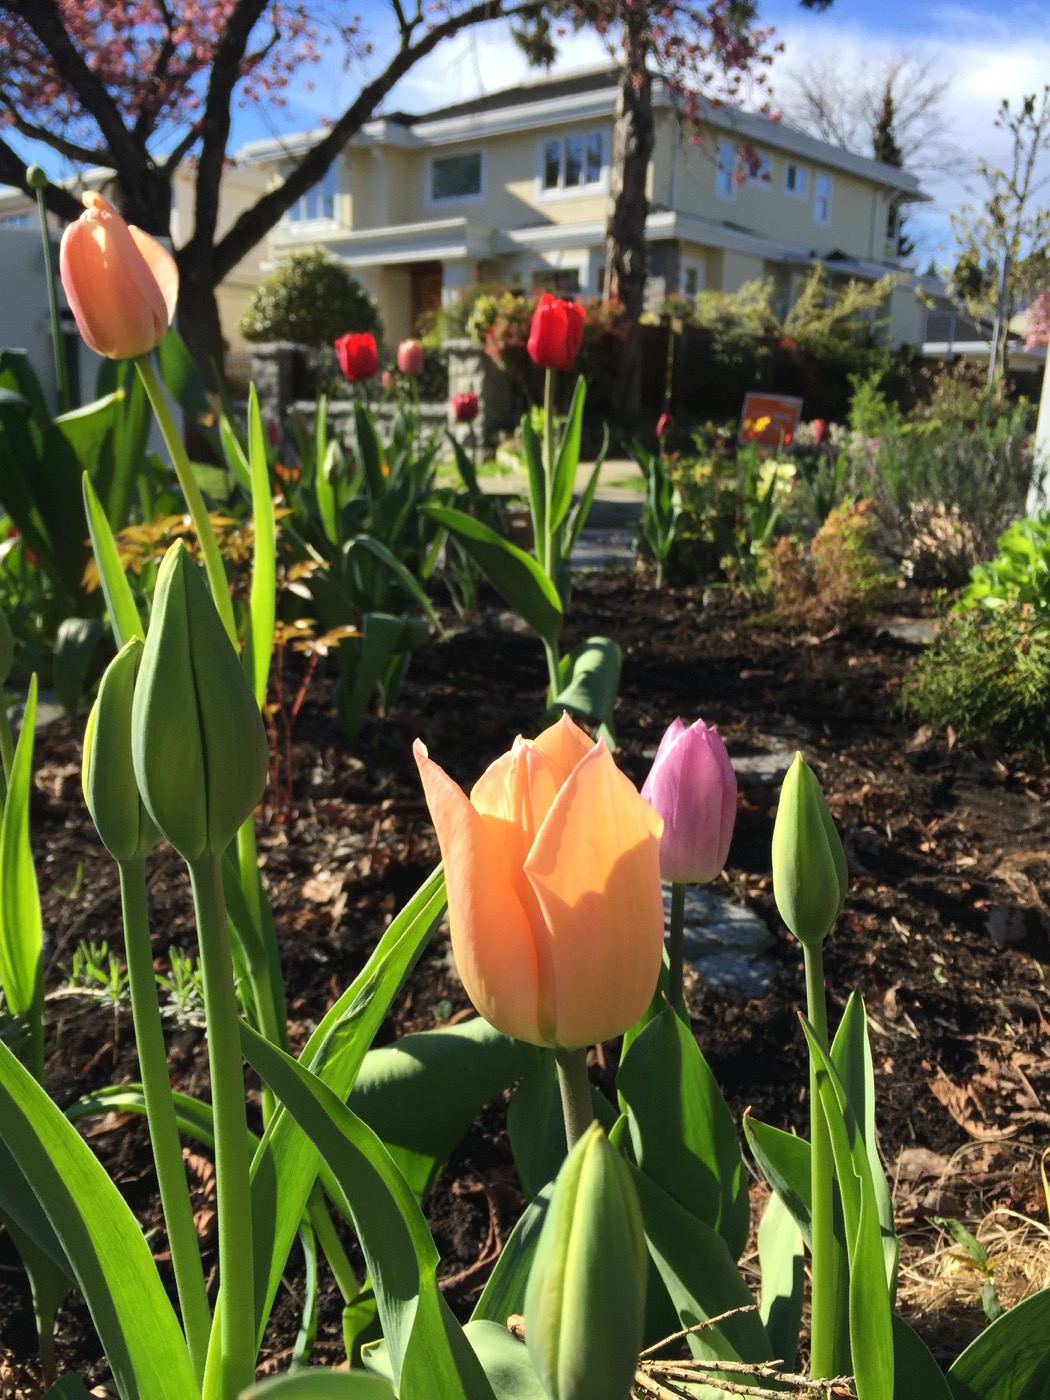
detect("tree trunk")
[605,38,654,426]
[174,247,227,393]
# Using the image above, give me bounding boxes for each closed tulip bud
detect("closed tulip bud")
[525,1122,647,1400]
[812,418,828,445]
[83,640,158,863]
[131,542,268,861]
[772,753,848,948]
[415,712,664,1049]
[334,332,379,382]
[59,191,178,359]
[641,717,736,884]
[527,293,586,372]
[0,602,12,687]
[396,338,425,376]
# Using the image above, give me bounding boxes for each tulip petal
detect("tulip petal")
[532,711,595,787]
[415,741,546,1044]
[129,225,179,325]
[525,744,664,1048]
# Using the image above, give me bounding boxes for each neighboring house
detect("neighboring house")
[238,65,929,345]
[0,158,271,403]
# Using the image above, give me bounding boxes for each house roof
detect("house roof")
[236,63,925,200]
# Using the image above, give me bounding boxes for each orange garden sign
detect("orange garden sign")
[739,392,803,446]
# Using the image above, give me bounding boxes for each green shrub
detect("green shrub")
[767,499,892,633]
[961,511,1050,618]
[238,250,381,349]
[901,603,1050,755]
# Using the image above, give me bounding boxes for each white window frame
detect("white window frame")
[283,162,340,225]
[813,172,832,225]
[743,150,772,186]
[715,140,738,201]
[427,150,486,207]
[537,130,607,198]
[784,162,808,198]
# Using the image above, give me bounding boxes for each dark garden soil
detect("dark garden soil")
[3,567,1049,1395]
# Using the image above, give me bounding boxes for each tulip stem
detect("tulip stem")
[554,1046,594,1152]
[118,858,211,1384]
[135,354,237,647]
[189,854,256,1400]
[803,940,845,1379]
[668,882,687,1019]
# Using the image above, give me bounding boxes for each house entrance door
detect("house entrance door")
[410,262,443,332]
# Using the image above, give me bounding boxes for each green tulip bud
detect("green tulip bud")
[26,165,49,191]
[772,752,848,948]
[83,639,158,862]
[0,602,13,687]
[131,541,267,861]
[525,1122,647,1400]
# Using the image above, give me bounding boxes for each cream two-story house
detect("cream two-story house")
[239,64,928,345]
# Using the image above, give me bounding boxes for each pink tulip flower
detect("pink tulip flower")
[641,718,737,884]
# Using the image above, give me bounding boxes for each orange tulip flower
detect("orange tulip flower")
[59,191,178,359]
[414,713,665,1049]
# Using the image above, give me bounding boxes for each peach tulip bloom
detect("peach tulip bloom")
[414,713,665,1049]
[59,192,178,359]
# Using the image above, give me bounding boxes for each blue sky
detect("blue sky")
[225,0,1050,268]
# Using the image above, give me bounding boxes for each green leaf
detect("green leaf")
[564,427,608,557]
[424,505,563,647]
[53,617,104,715]
[802,1021,895,1400]
[354,401,386,499]
[471,1188,552,1326]
[756,1189,805,1368]
[462,1321,544,1400]
[245,866,447,1345]
[0,1040,198,1400]
[0,677,43,1031]
[240,1022,496,1400]
[246,1371,395,1398]
[218,414,253,496]
[947,1288,1050,1400]
[632,1165,770,1372]
[618,1006,751,1261]
[506,1052,617,1199]
[247,385,277,708]
[892,1314,953,1400]
[347,535,443,633]
[55,391,123,483]
[550,635,622,733]
[83,473,144,647]
[155,328,211,423]
[549,376,585,534]
[831,992,898,1293]
[743,1113,812,1245]
[43,1375,97,1400]
[520,417,546,549]
[350,1018,537,1201]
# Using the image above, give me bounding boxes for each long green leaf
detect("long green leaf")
[218,414,253,496]
[756,1189,805,1368]
[520,417,546,549]
[550,635,622,733]
[247,1376,394,1399]
[471,1188,551,1326]
[549,376,586,534]
[618,1005,751,1261]
[947,1288,1050,1400]
[247,385,277,708]
[892,1315,953,1400]
[244,866,447,1343]
[83,473,144,647]
[347,535,443,633]
[831,992,898,1294]
[354,402,386,500]
[743,1113,813,1244]
[423,505,563,646]
[564,427,608,557]
[0,1040,199,1400]
[802,1022,894,1400]
[0,677,43,1036]
[241,1023,496,1400]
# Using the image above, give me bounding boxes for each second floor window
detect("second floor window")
[430,151,484,203]
[286,163,338,222]
[541,131,604,192]
[813,173,832,225]
[715,141,738,200]
[784,162,808,197]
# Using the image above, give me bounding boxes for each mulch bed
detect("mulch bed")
[2,567,1048,1393]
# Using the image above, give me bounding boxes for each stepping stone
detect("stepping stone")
[664,883,778,999]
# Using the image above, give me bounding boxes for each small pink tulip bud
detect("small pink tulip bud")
[641,718,737,884]
[812,418,828,445]
[396,338,425,376]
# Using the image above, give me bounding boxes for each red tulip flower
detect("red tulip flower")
[527,293,586,372]
[656,412,673,440]
[334,332,379,382]
[812,418,829,445]
[451,392,479,424]
[59,191,178,360]
[397,339,425,376]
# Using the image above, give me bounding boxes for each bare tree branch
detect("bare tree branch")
[0,134,82,220]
